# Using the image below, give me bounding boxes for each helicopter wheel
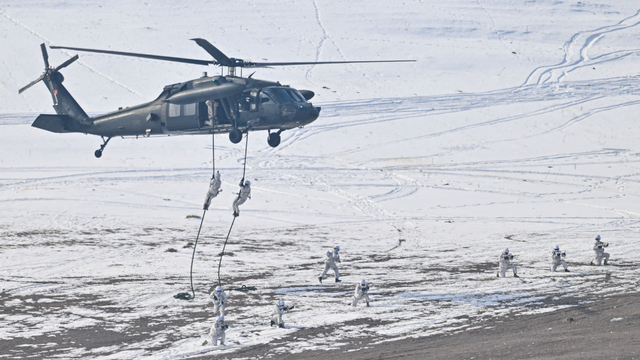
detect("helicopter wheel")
[94,150,103,158]
[267,132,281,147]
[229,129,243,144]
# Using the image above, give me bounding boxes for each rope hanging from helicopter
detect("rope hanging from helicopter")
[175,131,250,300]
[175,132,217,301]
[217,132,249,286]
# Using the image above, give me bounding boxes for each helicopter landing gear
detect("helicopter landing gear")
[267,130,282,148]
[94,136,111,158]
[229,129,242,144]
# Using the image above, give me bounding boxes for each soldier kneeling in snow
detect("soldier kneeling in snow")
[208,316,228,346]
[591,234,610,266]
[497,248,519,278]
[270,300,294,328]
[551,245,569,272]
[352,280,371,307]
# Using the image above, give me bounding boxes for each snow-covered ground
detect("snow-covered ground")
[2,1,640,359]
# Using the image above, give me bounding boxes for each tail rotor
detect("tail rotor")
[18,43,79,94]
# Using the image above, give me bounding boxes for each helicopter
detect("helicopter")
[19,39,414,158]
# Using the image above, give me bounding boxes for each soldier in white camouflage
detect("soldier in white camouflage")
[203,171,222,210]
[270,300,294,328]
[208,316,228,346]
[591,235,610,266]
[352,280,371,307]
[497,248,519,278]
[318,246,341,283]
[551,245,569,272]
[210,286,227,317]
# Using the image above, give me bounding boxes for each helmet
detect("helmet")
[217,316,223,322]
[554,245,559,250]
[279,300,285,306]
[334,245,340,251]
[245,180,251,186]
[216,286,222,292]
[327,251,332,257]
[361,280,367,285]
[215,171,220,179]
[504,248,509,254]
[596,235,601,240]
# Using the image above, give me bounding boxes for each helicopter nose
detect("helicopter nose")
[310,106,320,121]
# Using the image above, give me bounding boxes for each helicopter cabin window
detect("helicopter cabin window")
[169,103,180,117]
[183,103,196,116]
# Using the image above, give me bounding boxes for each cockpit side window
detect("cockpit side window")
[274,88,292,103]
[261,92,275,104]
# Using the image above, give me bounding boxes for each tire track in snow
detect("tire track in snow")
[524,9,640,85]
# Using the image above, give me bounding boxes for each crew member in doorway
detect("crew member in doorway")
[352,280,371,307]
[318,248,341,283]
[210,286,227,317]
[551,245,569,272]
[591,235,610,266]
[203,171,222,210]
[270,300,294,328]
[497,248,519,278]
[232,180,251,217]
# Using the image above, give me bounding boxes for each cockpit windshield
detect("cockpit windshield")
[269,87,306,104]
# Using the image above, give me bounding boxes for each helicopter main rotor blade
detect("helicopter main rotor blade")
[50,45,214,66]
[19,74,45,94]
[41,43,50,68]
[247,59,416,67]
[55,54,79,71]
[191,38,233,67]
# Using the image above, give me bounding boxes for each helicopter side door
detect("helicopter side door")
[164,102,200,131]
[259,90,280,124]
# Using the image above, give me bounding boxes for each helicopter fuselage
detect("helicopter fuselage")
[82,75,320,139]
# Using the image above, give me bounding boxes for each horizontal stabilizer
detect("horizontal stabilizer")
[32,114,72,133]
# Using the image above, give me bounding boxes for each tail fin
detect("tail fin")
[19,44,91,131]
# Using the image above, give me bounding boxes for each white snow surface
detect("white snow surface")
[2,1,640,359]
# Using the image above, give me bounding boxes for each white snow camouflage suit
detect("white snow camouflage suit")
[551,249,568,272]
[270,303,294,327]
[232,181,251,215]
[591,240,610,266]
[210,289,227,317]
[352,283,371,307]
[498,251,518,277]
[319,250,340,281]
[203,171,222,210]
[209,319,227,346]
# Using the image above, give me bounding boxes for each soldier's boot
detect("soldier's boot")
[318,276,323,283]
[514,274,519,278]
[366,302,370,307]
[233,212,239,217]
[270,320,275,327]
[604,259,609,265]
[278,323,285,328]
[335,278,341,283]
[565,269,570,272]
[497,272,500,277]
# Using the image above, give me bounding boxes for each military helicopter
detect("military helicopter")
[19,39,414,157]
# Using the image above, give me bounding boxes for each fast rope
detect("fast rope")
[174,132,216,301]
[217,132,249,287]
